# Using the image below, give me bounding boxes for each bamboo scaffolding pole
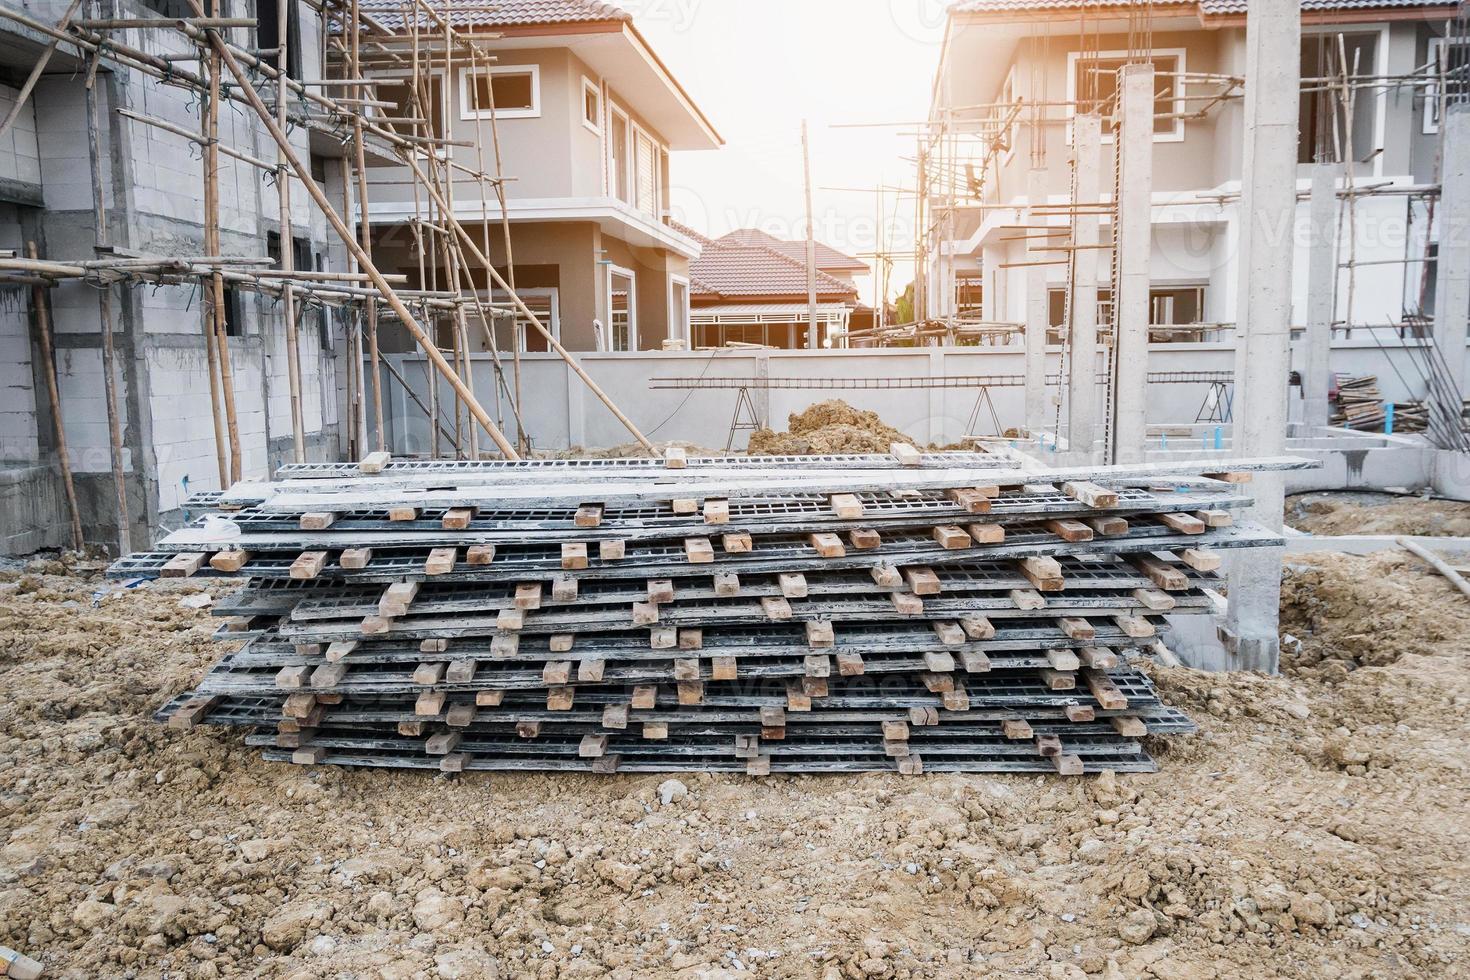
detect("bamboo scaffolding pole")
[339,157,361,460]
[181,10,520,459]
[26,242,83,551]
[276,0,306,463]
[347,0,386,453]
[83,47,131,555]
[202,1,242,484]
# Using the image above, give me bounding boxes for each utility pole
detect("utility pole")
[802,119,819,349]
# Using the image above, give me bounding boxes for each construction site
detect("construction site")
[0,0,1467,977]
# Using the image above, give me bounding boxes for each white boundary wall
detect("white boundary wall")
[379,336,1470,455]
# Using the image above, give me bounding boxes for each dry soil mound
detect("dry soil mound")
[747,399,909,455]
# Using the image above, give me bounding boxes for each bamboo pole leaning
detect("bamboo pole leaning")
[26,242,84,552]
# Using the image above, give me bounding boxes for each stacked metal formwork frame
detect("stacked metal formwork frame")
[117,449,1314,774]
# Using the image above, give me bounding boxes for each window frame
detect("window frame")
[606,264,638,352]
[999,65,1019,165]
[1065,47,1187,144]
[1421,35,1468,136]
[609,101,632,204]
[459,64,541,121]
[668,275,691,346]
[370,70,449,141]
[1299,24,1388,171]
[581,76,602,136]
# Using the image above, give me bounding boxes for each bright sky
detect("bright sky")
[634,0,953,305]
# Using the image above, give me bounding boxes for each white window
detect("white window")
[609,104,631,204]
[999,66,1019,163]
[460,65,540,120]
[634,127,657,217]
[607,266,636,351]
[1423,36,1468,135]
[669,276,690,346]
[1065,48,1186,143]
[581,76,602,135]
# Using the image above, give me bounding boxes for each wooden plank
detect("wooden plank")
[426,732,461,756]
[804,653,831,678]
[549,634,575,653]
[663,446,688,469]
[289,551,328,580]
[631,601,660,626]
[551,575,579,601]
[808,532,846,558]
[804,620,835,648]
[848,527,882,550]
[495,608,524,631]
[162,552,207,578]
[959,616,995,640]
[413,662,447,686]
[387,506,418,522]
[476,689,505,707]
[420,639,448,654]
[547,687,575,711]
[923,650,956,672]
[1132,555,1188,590]
[1045,518,1093,542]
[340,547,374,569]
[678,628,704,651]
[711,656,738,680]
[415,691,446,716]
[359,615,392,636]
[209,549,251,572]
[890,591,924,615]
[445,659,478,684]
[309,662,348,689]
[632,686,658,709]
[908,707,939,726]
[516,721,542,738]
[1056,617,1095,640]
[576,658,605,682]
[785,682,812,711]
[1064,704,1095,722]
[359,450,391,474]
[1083,667,1128,710]
[713,571,740,597]
[514,583,542,609]
[829,493,864,519]
[440,752,471,773]
[1010,588,1045,610]
[685,537,715,563]
[1132,587,1176,610]
[673,657,701,680]
[966,523,1005,544]
[1019,556,1064,590]
[1001,719,1032,740]
[721,532,753,553]
[945,487,993,514]
[677,680,704,705]
[598,540,626,561]
[647,578,675,604]
[703,498,730,524]
[778,572,808,598]
[1194,509,1233,527]
[424,548,456,576]
[602,703,629,729]
[578,734,609,758]
[465,544,495,566]
[835,651,865,676]
[1158,511,1206,535]
[903,566,941,595]
[931,621,964,647]
[1113,614,1155,637]
[300,511,337,530]
[291,746,328,765]
[1179,548,1221,572]
[1086,515,1129,536]
[650,627,677,650]
[561,542,588,570]
[573,503,603,528]
[442,507,475,530]
[379,581,420,618]
[1039,668,1075,690]
[889,441,922,466]
[1046,649,1081,672]
[758,599,793,620]
[490,633,519,657]
[1078,647,1118,669]
[932,525,971,550]
[1204,470,1252,483]
[643,722,669,740]
[325,640,358,662]
[1061,481,1118,507]
[1111,716,1147,737]
[870,563,903,588]
[1052,753,1084,776]
[671,498,698,515]
[275,665,312,690]
[1035,734,1062,757]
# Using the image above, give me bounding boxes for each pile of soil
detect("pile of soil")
[1286,491,1470,537]
[747,400,910,455]
[1,550,1467,978]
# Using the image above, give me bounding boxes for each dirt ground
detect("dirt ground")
[1,549,1468,980]
[747,401,911,456]
[1285,491,1470,538]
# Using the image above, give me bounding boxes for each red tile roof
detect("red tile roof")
[690,239,859,303]
[357,0,630,31]
[715,228,869,275]
[953,0,1455,14]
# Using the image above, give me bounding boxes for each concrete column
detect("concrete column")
[1432,102,1469,430]
[1024,168,1049,439]
[1223,0,1300,674]
[1111,64,1155,463]
[1067,113,1101,461]
[1302,163,1338,430]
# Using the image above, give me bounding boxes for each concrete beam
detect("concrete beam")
[1431,102,1469,433]
[1302,163,1338,430]
[1110,64,1155,464]
[1223,0,1301,674]
[1067,113,1101,462]
[1024,167,1049,439]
